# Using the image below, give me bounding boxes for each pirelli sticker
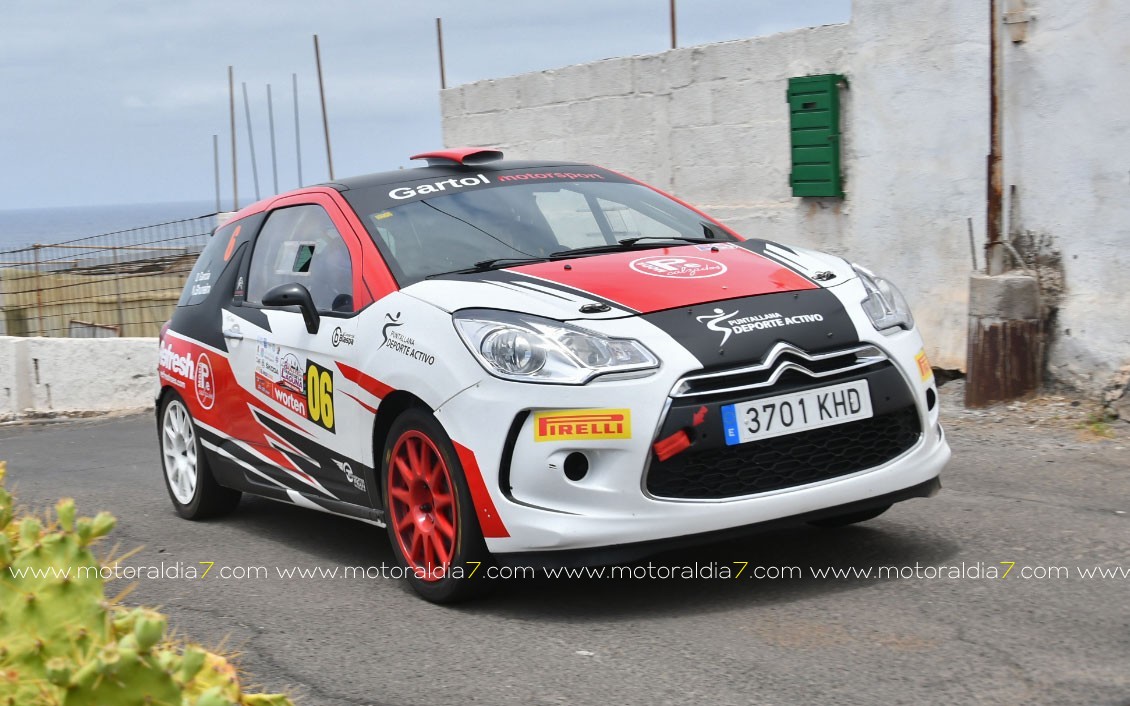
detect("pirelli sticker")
[534,409,631,442]
[915,349,933,383]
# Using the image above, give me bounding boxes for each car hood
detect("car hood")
[400,240,855,321]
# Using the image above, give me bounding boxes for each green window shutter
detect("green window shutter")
[788,74,845,198]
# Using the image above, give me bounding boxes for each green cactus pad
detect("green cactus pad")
[0,464,295,706]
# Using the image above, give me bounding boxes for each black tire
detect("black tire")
[381,408,492,603]
[158,391,241,520]
[808,504,891,528]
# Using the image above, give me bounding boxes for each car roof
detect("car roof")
[320,159,594,192]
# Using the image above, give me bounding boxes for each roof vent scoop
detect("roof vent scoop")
[410,148,504,167]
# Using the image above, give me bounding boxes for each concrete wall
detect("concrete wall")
[441,0,989,371]
[845,1,986,372]
[1002,0,1130,391]
[0,336,157,420]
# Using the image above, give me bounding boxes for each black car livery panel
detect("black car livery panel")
[641,288,859,369]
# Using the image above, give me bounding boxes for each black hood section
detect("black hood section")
[643,288,860,370]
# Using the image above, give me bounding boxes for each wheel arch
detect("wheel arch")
[155,384,176,425]
[370,390,432,509]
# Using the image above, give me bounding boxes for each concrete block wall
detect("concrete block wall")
[0,337,157,420]
[440,2,988,371]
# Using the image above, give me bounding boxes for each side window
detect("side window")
[246,205,356,313]
[178,221,241,307]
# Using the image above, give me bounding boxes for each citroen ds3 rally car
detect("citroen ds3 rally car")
[157,148,949,602]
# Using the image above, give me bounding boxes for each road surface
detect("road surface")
[1,389,1126,705]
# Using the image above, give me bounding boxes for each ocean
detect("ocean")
[0,200,218,252]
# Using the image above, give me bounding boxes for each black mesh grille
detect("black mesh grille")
[646,406,922,500]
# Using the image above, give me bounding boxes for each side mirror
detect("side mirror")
[262,283,320,334]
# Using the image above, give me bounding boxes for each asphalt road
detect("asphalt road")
[1,398,1127,706]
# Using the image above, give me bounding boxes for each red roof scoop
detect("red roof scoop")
[410,147,504,167]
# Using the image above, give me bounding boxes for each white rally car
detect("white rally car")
[157,148,949,602]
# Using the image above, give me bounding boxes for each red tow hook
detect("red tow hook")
[653,430,692,462]
[652,405,709,462]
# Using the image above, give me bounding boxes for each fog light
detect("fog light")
[563,452,589,482]
[926,387,937,411]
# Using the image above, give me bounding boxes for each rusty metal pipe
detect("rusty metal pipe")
[986,0,1004,275]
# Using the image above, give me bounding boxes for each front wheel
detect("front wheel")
[159,391,240,520]
[382,408,490,603]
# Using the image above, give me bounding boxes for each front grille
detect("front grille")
[673,343,888,399]
[646,406,922,500]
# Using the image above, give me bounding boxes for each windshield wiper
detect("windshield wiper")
[549,235,721,259]
[425,256,550,278]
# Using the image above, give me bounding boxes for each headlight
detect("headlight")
[852,264,914,333]
[453,309,659,384]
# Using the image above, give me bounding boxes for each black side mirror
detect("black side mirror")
[262,283,320,334]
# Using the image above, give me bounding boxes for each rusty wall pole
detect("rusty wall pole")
[985,0,1004,275]
[965,0,1043,407]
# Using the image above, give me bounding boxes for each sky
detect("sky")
[0,0,849,211]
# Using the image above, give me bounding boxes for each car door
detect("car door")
[222,194,372,506]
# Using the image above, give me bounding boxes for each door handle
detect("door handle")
[222,327,243,340]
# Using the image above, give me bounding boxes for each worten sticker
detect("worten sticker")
[534,409,632,442]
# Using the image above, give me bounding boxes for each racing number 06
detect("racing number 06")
[306,361,335,432]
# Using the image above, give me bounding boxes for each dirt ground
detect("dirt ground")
[938,377,1127,452]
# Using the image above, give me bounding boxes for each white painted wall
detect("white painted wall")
[441,0,988,371]
[441,0,1129,391]
[0,337,157,420]
[0,337,19,418]
[1002,0,1130,391]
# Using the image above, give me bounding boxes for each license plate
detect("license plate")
[721,380,873,445]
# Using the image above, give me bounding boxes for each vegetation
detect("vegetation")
[0,461,295,706]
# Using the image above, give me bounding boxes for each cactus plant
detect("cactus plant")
[0,461,297,706]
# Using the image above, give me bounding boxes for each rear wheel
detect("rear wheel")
[808,504,890,528]
[159,392,240,519]
[382,408,490,603]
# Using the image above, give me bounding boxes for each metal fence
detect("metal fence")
[0,215,218,338]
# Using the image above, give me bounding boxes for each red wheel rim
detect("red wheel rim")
[387,431,458,581]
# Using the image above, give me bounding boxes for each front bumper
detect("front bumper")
[434,314,949,557]
[494,476,941,569]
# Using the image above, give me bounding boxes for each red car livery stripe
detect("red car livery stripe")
[453,442,510,538]
[336,362,395,400]
[510,245,816,314]
[159,332,328,490]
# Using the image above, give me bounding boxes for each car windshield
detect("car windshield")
[344,178,734,285]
